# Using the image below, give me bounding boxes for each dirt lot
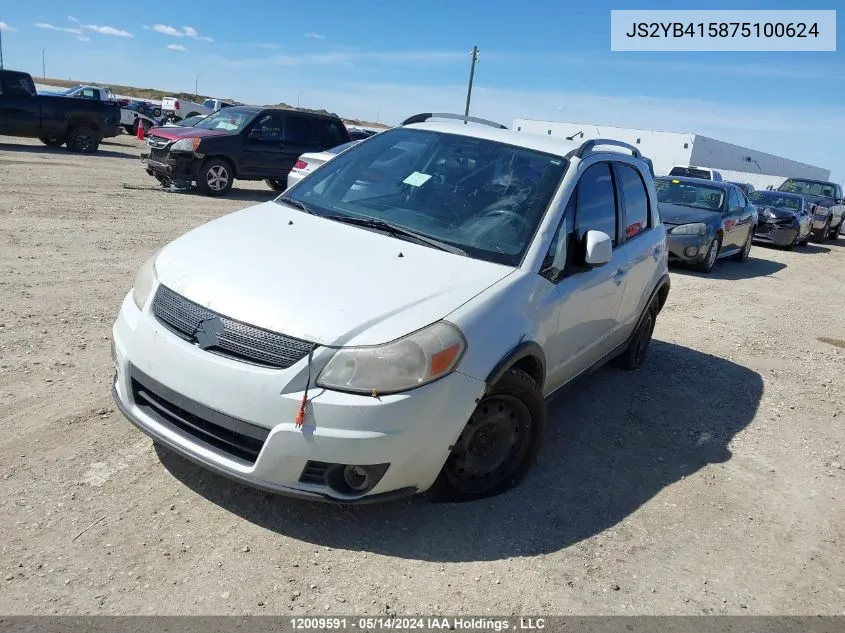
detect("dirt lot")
[1,134,843,616]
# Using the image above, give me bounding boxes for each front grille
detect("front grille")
[130,366,268,464]
[147,135,170,150]
[152,284,314,369]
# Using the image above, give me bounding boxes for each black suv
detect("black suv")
[141,106,351,196]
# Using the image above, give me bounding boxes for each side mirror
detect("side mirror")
[583,230,612,267]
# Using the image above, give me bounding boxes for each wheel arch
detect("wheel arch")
[201,154,239,178]
[485,340,546,391]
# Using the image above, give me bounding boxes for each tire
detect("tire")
[152,108,162,118]
[814,220,830,243]
[732,228,754,261]
[427,368,547,502]
[66,127,100,153]
[39,136,65,147]
[693,233,722,272]
[264,179,286,191]
[186,112,200,118]
[196,158,234,196]
[615,301,657,371]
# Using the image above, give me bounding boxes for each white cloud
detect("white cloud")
[182,26,198,38]
[77,36,91,42]
[168,44,188,53]
[0,22,16,32]
[68,15,80,23]
[303,32,326,40]
[152,24,182,36]
[83,24,133,37]
[35,22,83,35]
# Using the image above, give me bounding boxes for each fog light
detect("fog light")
[343,466,370,492]
[684,246,699,257]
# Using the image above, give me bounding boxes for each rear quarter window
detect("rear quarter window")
[317,120,350,146]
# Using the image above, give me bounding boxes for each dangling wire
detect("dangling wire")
[295,343,319,428]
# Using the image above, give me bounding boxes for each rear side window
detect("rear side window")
[284,115,318,144]
[575,163,618,244]
[728,188,742,211]
[669,166,710,179]
[1,74,36,97]
[617,164,650,239]
[317,119,349,146]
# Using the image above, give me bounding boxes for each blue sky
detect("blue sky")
[1,0,843,180]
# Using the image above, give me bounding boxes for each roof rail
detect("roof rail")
[400,112,508,130]
[567,138,642,160]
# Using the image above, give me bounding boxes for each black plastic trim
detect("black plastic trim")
[485,341,547,388]
[112,380,416,504]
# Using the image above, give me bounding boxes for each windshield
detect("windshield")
[278,127,568,266]
[655,178,725,211]
[326,141,360,155]
[192,108,254,132]
[778,179,837,199]
[749,191,800,211]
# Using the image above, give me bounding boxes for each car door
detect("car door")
[733,186,756,246]
[612,161,664,338]
[722,186,746,249]
[269,113,323,180]
[0,74,40,136]
[240,110,287,178]
[541,161,628,390]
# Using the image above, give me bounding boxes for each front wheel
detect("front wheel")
[66,127,100,153]
[196,158,234,196]
[694,234,722,272]
[39,136,65,147]
[814,220,830,243]
[427,368,547,502]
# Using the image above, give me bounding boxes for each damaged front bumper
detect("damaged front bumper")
[754,220,799,246]
[140,151,197,184]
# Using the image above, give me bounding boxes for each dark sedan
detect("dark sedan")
[656,176,758,273]
[749,190,812,249]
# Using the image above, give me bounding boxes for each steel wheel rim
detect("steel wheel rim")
[76,132,91,151]
[707,238,719,267]
[207,165,229,191]
[444,394,532,495]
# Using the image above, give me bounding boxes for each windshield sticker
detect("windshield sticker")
[403,171,433,187]
[671,179,680,183]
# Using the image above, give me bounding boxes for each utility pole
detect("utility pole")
[42,47,47,80]
[463,45,479,123]
[0,17,5,70]
[195,74,201,99]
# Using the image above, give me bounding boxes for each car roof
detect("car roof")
[402,121,585,158]
[656,175,732,189]
[782,177,836,186]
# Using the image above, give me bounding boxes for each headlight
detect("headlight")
[669,222,707,236]
[132,251,159,310]
[170,137,201,152]
[316,321,466,394]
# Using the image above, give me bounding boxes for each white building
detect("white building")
[512,119,831,191]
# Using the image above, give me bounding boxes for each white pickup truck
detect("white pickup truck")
[160,97,235,122]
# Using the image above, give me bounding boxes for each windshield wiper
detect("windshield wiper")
[323,215,467,256]
[277,196,315,215]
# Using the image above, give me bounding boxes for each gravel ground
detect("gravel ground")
[0,134,843,616]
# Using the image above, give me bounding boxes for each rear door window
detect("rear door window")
[317,119,349,146]
[283,114,318,144]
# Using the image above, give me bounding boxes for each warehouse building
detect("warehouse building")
[512,119,831,190]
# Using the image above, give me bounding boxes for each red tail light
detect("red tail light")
[294,160,308,170]
[174,101,181,110]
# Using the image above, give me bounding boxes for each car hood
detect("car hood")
[782,192,834,208]
[147,126,231,141]
[658,203,719,225]
[760,206,798,219]
[153,202,514,346]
